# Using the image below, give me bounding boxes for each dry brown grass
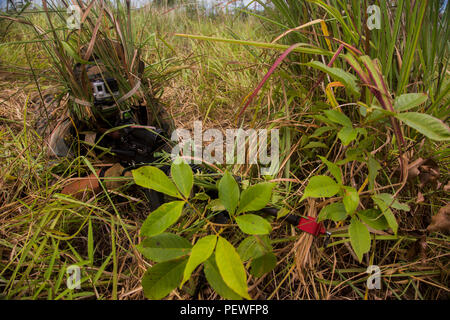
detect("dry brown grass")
[2,72,450,300]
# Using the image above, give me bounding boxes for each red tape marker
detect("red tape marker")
[296,216,327,236]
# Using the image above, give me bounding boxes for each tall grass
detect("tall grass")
[0,1,449,300]
[257,0,449,104]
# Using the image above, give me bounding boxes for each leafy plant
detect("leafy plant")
[132,161,277,299]
[303,154,410,262]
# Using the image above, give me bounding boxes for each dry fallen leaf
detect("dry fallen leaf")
[61,170,102,200]
[418,159,440,188]
[427,204,450,235]
[104,163,131,189]
[416,191,424,204]
[407,158,440,189]
[60,164,131,200]
[406,235,427,261]
[444,181,450,192]
[407,158,424,180]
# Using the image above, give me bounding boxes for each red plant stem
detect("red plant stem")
[327,44,345,67]
[309,44,345,93]
[237,43,301,120]
[237,43,346,121]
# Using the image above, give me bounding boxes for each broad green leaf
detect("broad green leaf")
[392,201,410,212]
[181,235,217,286]
[310,126,334,138]
[207,199,226,212]
[140,201,185,237]
[396,112,450,141]
[358,209,389,231]
[142,258,187,300]
[235,214,272,235]
[343,136,375,161]
[236,182,275,214]
[300,175,340,201]
[204,256,242,300]
[237,236,272,262]
[215,237,251,299]
[338,127,358,146]
[313,114,336,126]
[381,207,397,235]
[373,193,410,212]
[343,186,359,214]
[394,93,428,112]
[319,156,342,184]
[368,155,381,191]
[307,61,360,96]
[324,109,353,127]
[276,208,290,219]
[303,141,328,149]
[132,166,181,199]
[249,252,277,278]
[318,202,347,222]
[171,158,193,198]
[355,128,368,137]
[372,195,398,235]
[138,233,192,262]
[218,171,240,215]
[348,217,371,262]
[192,192,210,201]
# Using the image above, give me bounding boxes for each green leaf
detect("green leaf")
[171,158,193,198]
[343,186,359,214]
[249,253,277,278]
[140,201,185,237]
[307,61,360,96]
[348,217,371,262]
[318,202,347,222]
[324,109,353,127]
[368,155,381,191]
[303,141,328,149]
[373,193,410,212]
[132,166,182,199]
[215,237,251,299]
[181,235,217,286]
[372,195,399,235]
[338,127,358,146]
[142,258,187,300]
[319,156,342,184]
[237,236,272,262]
[276,208,289,219]
[381,207,397,235]
[394,93,428,112]
[313,114,336,126]
[236,182,275,214]
[192,192,210,201]
[310,126,334,138]
[207,199,226,212]
[235,214,272,235]
[218,171,240,215]
[396,112,450,141]
[355,128,367,137]
[358,209,389,231]
[137,233,192,262]
[204,256,242,300]
[61,41,92,65]
[300,175,340,201]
